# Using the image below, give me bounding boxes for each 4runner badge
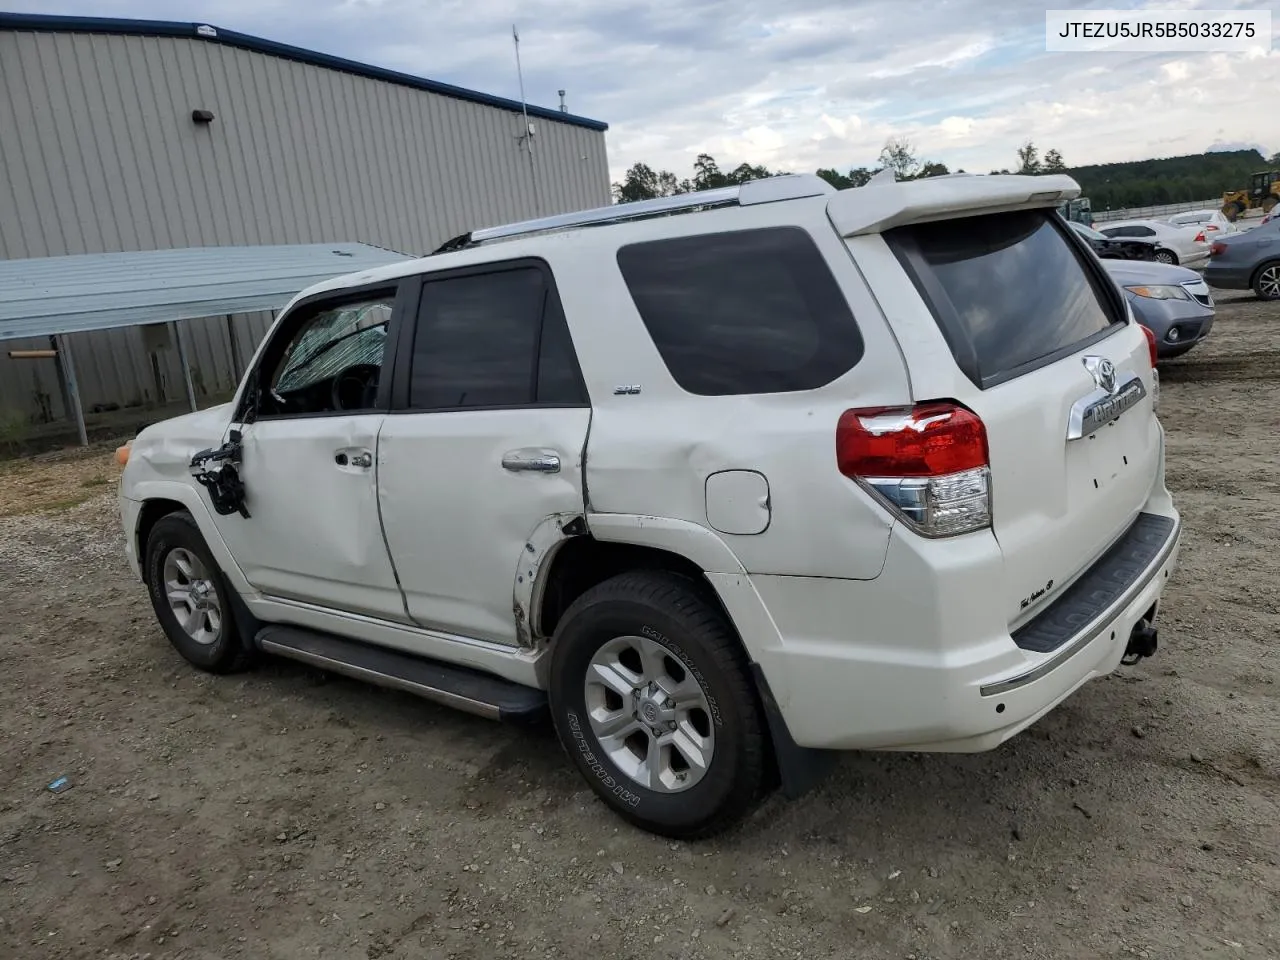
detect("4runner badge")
[1067,360,1147,441]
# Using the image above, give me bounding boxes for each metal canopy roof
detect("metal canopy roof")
[0,242,411,342]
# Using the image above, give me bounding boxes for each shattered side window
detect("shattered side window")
[273,299,393,394]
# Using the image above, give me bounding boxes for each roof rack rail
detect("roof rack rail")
[430,173,835,254]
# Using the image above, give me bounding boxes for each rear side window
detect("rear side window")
[408,265,587,410]
[616,226,863,396]
[887,210,1122,389]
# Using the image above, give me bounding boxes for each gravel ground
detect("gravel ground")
[2,292,1278,960]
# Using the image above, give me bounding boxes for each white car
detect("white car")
[1097,218,1210,266]
[1166,209,1237,236]
[117,173,1181,839]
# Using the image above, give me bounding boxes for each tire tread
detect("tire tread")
[145,510,253,674]
[551,569,769,840]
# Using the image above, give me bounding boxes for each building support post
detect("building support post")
[172,321,198,412]
[48,335,73,425]
[55,334,88,447]
[225,314,242,383]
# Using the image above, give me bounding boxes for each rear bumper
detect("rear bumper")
[727,501,1180,753]
[1202,263,1253,289]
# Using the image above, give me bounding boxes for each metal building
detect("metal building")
[0,12,611,442]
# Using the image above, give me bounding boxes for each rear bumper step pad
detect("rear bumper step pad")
[1012,512,1178,655]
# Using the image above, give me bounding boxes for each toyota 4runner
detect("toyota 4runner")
[118,172,1181,838]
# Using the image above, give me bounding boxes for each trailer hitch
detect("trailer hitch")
[1121,618,1158,665]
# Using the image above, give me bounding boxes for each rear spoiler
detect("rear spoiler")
[828,173,1081,237]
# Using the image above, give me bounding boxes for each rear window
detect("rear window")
[887,210,1121,389]
[616,226,864,396]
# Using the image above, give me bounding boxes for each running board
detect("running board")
[255,626,547,721]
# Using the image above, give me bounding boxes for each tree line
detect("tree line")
[1070,149,1278,210]
[613,138,1279,209]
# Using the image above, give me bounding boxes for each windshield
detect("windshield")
[1069,220,1108,242]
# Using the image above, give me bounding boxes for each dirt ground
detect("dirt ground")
[2,292,1278,960]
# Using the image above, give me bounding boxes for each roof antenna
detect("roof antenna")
[512,25,543,216]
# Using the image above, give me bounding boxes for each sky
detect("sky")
[7,0,1276,184]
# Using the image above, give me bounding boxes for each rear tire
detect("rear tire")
[1253,261,1280,301]
[548,570,770,839]
[144,511,253,673]
[1154,249,1177,265]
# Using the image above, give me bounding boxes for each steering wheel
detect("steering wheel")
[331,363,381,411]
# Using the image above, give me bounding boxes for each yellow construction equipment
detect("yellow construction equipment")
[1222,170,1280,221]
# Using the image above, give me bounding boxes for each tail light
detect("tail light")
[836,402,991,538]
[1139,324,1160,409]
[1194,230,1206,243]
[1210,242,1227,256]
[1140,324,1158,368]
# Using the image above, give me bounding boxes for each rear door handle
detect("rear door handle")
[501,448,560,473]
[335,449,373,469]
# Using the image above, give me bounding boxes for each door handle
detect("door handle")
[502,449,560,473]
[335,450,373,469]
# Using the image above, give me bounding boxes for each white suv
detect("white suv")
[118,173,1181,838]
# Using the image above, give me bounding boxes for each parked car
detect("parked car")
[1166,209,1237,236]
[117,174,1179,839]
[1067,219,1158,260]
[1101,258,1215,358]
[1097,219,1210,266]
[1202,217,1280,300]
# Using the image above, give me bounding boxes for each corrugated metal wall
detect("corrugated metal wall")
[0,28,611,426]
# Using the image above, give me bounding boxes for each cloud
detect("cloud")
[5,0,1276,182]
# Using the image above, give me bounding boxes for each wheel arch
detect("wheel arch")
[531,532,728,644]
[529,514,838,800]
[137,497,188,560]
[129,481,253,595]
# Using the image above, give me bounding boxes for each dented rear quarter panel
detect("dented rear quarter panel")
[546,200,912,581]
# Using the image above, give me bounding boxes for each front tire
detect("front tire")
[144,511,252,673]
[548,570,769,839]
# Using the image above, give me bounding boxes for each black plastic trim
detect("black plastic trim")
[749,663,838,800]
[1012,512,1178,655]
